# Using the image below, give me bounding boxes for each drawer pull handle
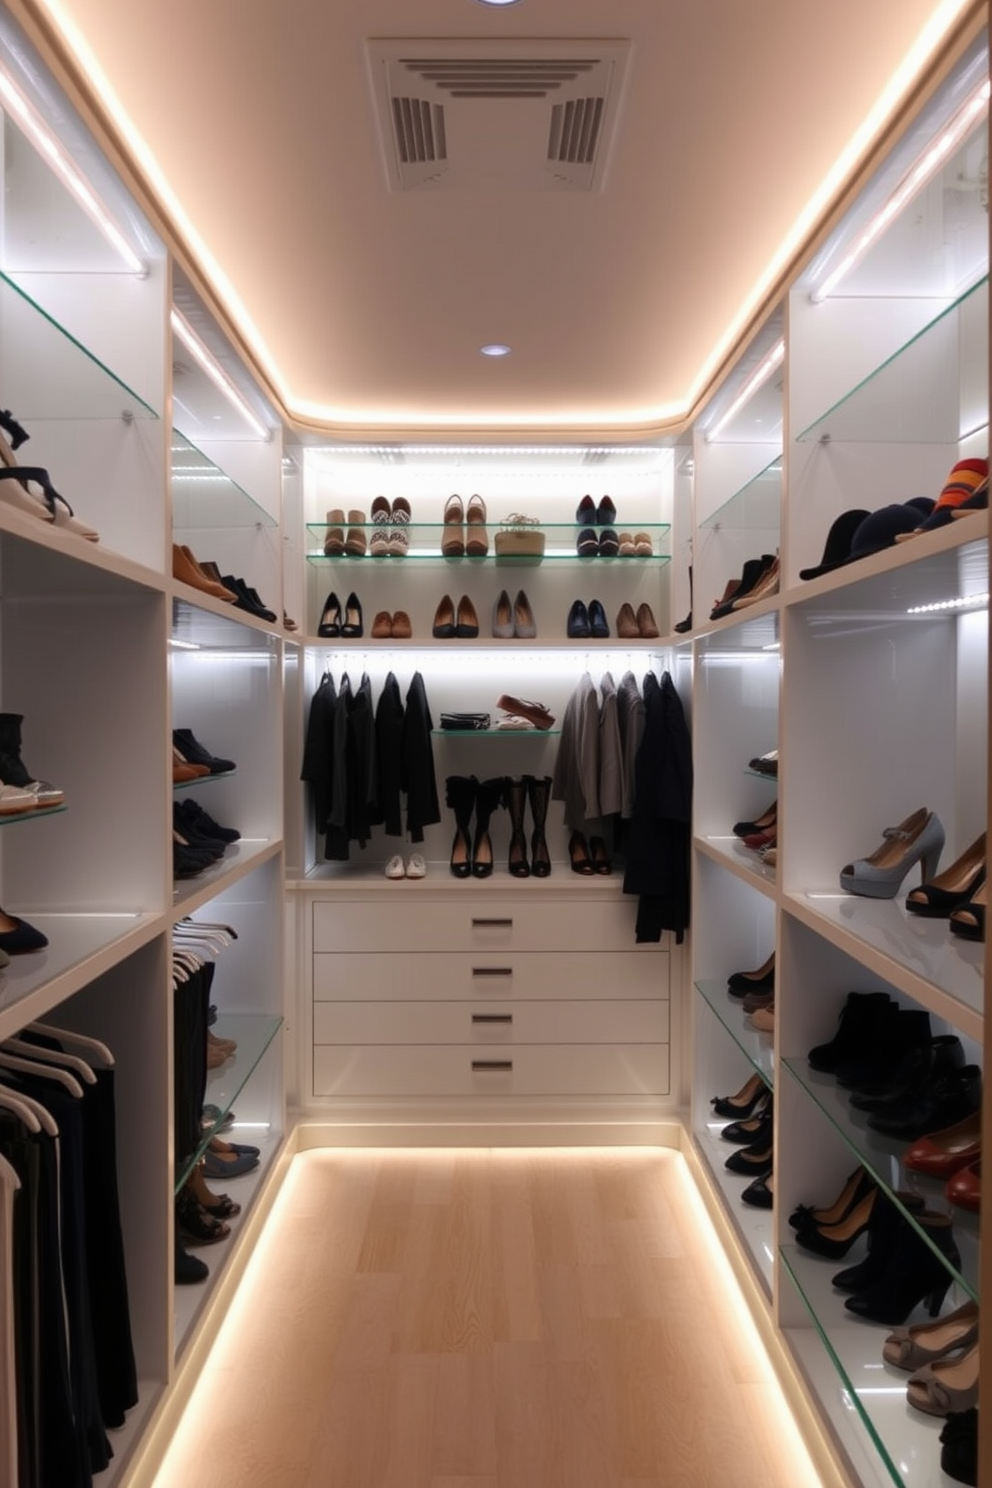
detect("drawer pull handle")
[472,1014,513,1024]
[472,967,513,978]
[472,1059,513,1071]
[472,917,513,928]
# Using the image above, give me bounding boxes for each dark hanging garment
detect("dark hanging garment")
[300,672,337,837]
[401,671,440,843]
[372,672,405,836]
[622,671,692,943]
[325,672,353,860]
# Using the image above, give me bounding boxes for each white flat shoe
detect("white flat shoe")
[384,854,405,880]
[405,853,426,879]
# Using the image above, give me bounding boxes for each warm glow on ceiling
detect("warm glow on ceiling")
[28,0,984,435]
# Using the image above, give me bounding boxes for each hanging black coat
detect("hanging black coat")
[622,670,692,942]
[400,671,441,843]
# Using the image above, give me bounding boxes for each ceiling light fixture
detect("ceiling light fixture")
[811,76,991,302]
[473,1,524,7]
[704,340,785,443]
[0,67,146,275]
[480,343,512,357]
[170,309,271,439]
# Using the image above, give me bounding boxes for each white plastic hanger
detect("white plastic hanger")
[0,1151,21,1190]
[26,1021,114,1069]
[2,1038,96,1085]
[0,1052,83,1098]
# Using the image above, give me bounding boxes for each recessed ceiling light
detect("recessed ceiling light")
[480,343,512,357]
[473,1,524,7]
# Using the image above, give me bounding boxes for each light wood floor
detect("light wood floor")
[153,1148,824,1488]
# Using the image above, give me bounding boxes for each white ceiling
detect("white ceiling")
[22,0,986,438]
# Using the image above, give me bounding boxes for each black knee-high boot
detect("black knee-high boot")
[472,777,505,878]
[445,775,477,878]
[527,774,552,877]
[505,776,530,877]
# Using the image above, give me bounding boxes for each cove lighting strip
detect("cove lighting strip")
[171,309,271,440]
[907,591,988,613]
[704,340,785,443]
[0,68,145,275]
[811,77,991,303]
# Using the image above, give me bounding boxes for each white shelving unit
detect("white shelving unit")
[687,33,989,1488]
[0,23,289,1482]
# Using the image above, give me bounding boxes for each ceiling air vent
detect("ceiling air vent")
[366,38,631,192]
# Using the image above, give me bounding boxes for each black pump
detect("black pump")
[445,775,477,878]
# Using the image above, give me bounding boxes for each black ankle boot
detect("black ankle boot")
[472,777,504,878]
[505,777,530,877]
[527,774,552,877]
[807,991,894,1073]
[835,1006,931,1089]
[843,1208,959,1325]
[831,1189,925,1292]
[445,775,477,878]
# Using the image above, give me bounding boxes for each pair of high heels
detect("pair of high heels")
[840,807,945,898]
[568,830,610,875]
[318,591,362,638]
[433,594,478,638]
[492,588,535,638]
[0,406,99,541]
[442,494,487,557]
[903,829,986,937]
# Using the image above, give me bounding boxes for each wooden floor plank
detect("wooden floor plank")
[151,1149,826,1488]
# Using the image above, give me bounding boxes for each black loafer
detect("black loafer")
[567,599,590,638]
[598,528,619,557]
[588,599,610,638]
[576,528,599,557]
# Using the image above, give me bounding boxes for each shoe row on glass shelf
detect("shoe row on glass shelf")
[173,544,279,622]
[0,711,64,961]
[171,729,242,882]
[692,458,989,632]
[317,495,659,562]
[315,588,659,641]
[0,407,100,542]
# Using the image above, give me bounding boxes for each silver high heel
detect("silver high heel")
[839,808,944,899]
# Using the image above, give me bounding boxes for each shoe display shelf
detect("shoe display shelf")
[302,443,673,645]
[687,39,990,1487]
[171,857,286,1356]
[0,43,185,1479]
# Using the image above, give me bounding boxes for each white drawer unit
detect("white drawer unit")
[311,894,657,954]
[312,950,669,1002]
[313,997,669,1046]
[313,1043,670,1098]
[308,889,673,1106]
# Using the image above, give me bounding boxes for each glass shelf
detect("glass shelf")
[173,770,237,793]
[795,275,988,445]
[698,454,782,533]
[695,980,775,1086]
[0,269,158,422]
[0,804,67,824]
[431,728,562,737]
[171,432,277,530]
[174,1012,283,1193]
[780,1243,963,1488]
[692,1122,775,1296]
[307,551,673,568]
[782,1059,980,1301]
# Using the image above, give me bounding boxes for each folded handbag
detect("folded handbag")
[440,712,491,731]
[494,512,545,561]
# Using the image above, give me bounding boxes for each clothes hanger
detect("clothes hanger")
[0,1086,45,1134]
[2,1038,96,1085]
[0,1052,83,1098]
[25,1021,114,1068]
[0,1151,22,1189]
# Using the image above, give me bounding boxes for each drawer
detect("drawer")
[313,1043,669,1097]
[314,998,669,1045]
[312,896,655,953]
[313,951,669,1002]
